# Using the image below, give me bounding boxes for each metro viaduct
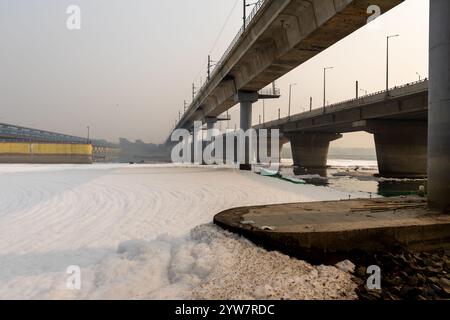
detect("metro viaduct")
[173,0,404,134]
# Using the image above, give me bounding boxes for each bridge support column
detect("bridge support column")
[366,121,427,177]
[235,91,258,170]
[428,0,450,211]
[287,132,342,169]
[256,131,288,165]
[202,118,218,165]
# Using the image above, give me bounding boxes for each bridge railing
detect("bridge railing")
[257,79,429,128]
[324,78,428,110]
[0,123,89,144]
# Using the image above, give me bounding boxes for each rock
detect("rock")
[359,289,382,301]
[335,260,355,273]
[381,291,399,300]
[400,286,421,300]
[439,277,450,295]
[408,275,419,287]
[385,276,403,286]
[425,266,442,275]
[443,259,450,272]
[356,266,366,277]
[429,277,441,286]
[416,273,427,285]
[352,277,364,286]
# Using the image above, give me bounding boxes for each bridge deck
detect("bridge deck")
[255,80,428,133]
[175,0,404,133]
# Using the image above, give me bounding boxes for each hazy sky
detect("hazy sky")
[0,0,429,147]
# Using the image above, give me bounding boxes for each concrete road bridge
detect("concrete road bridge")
[255,79,428,177]
[0,122,120,163]
[168,0,450,211]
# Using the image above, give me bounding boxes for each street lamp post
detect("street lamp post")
[323,67,333,108]
[288,83,297,117]
[386,34,399,91]
[86,126,90,144]
[416,72,422,81]
[262,100,265,123]
[243,0,247,30]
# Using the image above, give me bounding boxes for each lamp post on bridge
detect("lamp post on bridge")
[192,83,197,102]
[262,100,265,123]
[288,83,297,117]
[416,72,422,81]
[323,67,334,109]
[386,34,399,91]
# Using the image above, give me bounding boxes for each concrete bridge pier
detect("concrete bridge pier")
[287,132,342,169]
[428,0,450,211]
[202,118,218,164]
[235,91,259,170]
[366,120,428,177]
[256,131,288,165]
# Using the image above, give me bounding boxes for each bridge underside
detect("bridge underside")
[177,0,403,130]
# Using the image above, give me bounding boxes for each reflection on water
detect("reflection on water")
[280,158,426,197]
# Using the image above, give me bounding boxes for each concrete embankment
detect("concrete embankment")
[214,197,450,264]
[0,142,92,164]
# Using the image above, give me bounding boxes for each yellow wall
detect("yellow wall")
[0,143,30,154]
[0,143,92,155]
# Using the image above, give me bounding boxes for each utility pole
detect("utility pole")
[207,55,211,81]
[86,126,90,143]
[192,83,196,101]
[386,34,399,91]
[323,67,334,108]
[356,81,359,99]
[262,100,265,123]
[288,83,297,117]
[243,0,257,31]
[278,108,280,120]
[309,97,312,111]
[416,72,422,81]
[243,0,247,31]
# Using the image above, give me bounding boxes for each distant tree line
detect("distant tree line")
[118,138,172,163]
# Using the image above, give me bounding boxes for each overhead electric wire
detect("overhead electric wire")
[191,0,240,86]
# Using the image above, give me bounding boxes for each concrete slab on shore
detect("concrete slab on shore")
[214,197,450,263]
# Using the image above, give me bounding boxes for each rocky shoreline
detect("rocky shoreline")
[350,247,450,300]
